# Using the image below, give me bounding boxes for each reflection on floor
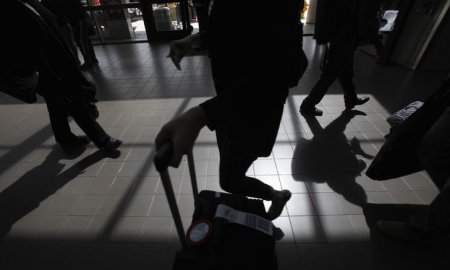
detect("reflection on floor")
[0,37,449,269]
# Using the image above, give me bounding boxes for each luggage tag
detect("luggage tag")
[186,219,213,246]
[215,204,273,236]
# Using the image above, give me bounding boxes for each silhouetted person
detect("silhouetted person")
[300,0,370,116]
[1,0,121,151]
[156,0,307,220]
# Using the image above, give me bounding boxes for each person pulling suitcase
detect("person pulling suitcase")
[155,0,308,221]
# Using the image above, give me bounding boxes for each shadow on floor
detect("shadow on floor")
[292,110,373,208]
[0,145,121,239]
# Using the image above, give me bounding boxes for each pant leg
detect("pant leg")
[72,24,86,63]
[194,6,208,34]
[409,106,450,232]
[218,137,273,200]
[79,18,98,64]
[44,96,76,143]
[211,58,235,154]
[66,99,110,148]
[302,43,347,107]
[338,49,358,103]
[60,23,80,66]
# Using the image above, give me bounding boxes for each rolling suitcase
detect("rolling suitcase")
[154,142,278,270]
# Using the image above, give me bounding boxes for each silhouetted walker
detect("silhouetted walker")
[1,0,121,151]
[299,0,382,116]
[156,0,307,221]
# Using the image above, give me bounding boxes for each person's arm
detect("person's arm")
[155,74,283,167]
[155,73,248,166]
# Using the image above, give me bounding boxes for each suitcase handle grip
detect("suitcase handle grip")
[153,141,199,250]
[154,141,174,172]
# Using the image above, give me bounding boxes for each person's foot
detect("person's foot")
[300,105,323,116]
[345,96,370,111]
[101,137,122,151]
[267,190,291,220]
[377,220,431,243]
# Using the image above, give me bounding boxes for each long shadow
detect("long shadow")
[0,145,121,239]
[292,110,373,208]
[0,124,53,176]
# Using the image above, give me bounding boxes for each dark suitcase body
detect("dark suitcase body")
[154,143,278,270]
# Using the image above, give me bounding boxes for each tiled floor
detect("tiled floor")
[0,37,449,270]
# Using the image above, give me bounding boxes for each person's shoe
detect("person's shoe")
[267,190,291,220]
[345,96,370,111]
[300,105,323,116]
[101,137,122,151]
[88,102,100,119]
[377,220,429,243]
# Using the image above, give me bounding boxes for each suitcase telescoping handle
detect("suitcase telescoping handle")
[154,141,199,249]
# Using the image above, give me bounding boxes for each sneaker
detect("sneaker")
[267,190,291,220]
[377,220,429,243]
[101,138,122,151]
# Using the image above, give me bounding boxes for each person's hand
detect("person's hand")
[15,71,39,91]
[155,106,208,167]
[167,39,192,70]
[167,33,201,70]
